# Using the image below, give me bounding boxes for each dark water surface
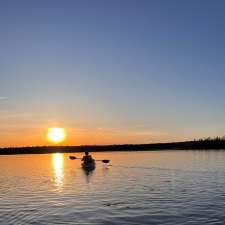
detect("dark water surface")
[1,150,225,225]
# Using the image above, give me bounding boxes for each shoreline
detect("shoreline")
[1,139,225,155]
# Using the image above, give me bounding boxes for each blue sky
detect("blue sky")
[1,0,225,146]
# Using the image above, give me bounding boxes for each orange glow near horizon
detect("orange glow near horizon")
[0,123,206,147]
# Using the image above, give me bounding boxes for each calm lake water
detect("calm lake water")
[1,150,225,225]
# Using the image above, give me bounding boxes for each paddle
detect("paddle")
[69,156,80,160]
[69,156,110,163]
[96,159,110,163]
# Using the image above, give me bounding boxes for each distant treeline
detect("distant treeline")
[1,137,225,155]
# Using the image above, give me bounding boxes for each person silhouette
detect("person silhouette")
[82,152,94,164]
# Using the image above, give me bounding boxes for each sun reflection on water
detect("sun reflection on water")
[52,153,64,188]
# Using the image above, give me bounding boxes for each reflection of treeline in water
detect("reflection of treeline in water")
[1,137,225,155]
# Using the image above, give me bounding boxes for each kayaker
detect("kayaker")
[82,152,94,164]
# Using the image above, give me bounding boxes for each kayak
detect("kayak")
[81,160,96,171]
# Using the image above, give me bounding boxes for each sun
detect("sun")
[47,128,66,144]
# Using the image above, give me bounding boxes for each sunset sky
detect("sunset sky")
[1,0,225,147]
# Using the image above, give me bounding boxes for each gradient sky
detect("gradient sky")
[1,0,225,146]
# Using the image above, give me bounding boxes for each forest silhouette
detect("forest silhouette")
[1,137,225,155]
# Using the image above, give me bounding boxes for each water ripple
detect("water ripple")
[1,151,225,224]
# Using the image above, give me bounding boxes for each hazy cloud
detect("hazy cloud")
[0,97,8,101]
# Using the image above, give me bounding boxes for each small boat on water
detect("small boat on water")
[69,154,109,171]
[81,160,96,171]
